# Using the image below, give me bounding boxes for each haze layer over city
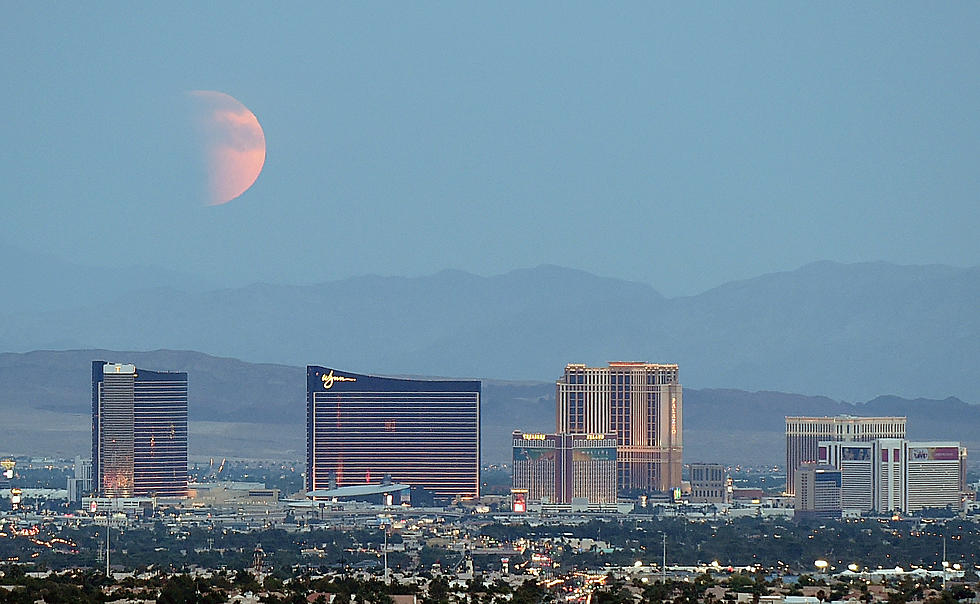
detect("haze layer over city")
[1,4,978,604]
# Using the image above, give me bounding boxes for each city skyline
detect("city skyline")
[0,356,973,598]
[1,3,978,595]
[0,350,976,470]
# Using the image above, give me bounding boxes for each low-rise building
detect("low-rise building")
[688,463,728,503]
[188,482,281,507]
[794,463,841,519]
[512,431,617,505]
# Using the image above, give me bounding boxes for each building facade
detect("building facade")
[875,438,905,513]
[556,362,682,492]
[66,456,94,506]
[511,431,617,505]
[307,366,480,501]
[689,462,728,503]
[794,463,842,519]
[819,438,967,514]
[819,442,874,513]
[905,441,965,513]
[92,361,188,498]
[511,432,558,504]
[785,415,905,495]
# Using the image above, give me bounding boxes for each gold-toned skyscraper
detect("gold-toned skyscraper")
[556,362,682,492]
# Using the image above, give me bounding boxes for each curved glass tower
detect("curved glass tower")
[307,366,480,501]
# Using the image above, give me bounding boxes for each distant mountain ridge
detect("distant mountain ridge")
[0,242,219,313]
[0,349,976,465]
[1,258,977,402]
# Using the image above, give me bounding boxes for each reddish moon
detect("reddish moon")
[188,90,266,206]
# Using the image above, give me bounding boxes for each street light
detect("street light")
[815,560,829,573]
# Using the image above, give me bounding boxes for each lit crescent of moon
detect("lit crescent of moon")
[188,90,266,206]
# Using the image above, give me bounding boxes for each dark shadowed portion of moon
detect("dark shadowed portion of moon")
[187,90,266,206]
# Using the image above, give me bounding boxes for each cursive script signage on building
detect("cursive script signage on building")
[321,370,357,390]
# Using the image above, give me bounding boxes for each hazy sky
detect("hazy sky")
[2,4,977,295]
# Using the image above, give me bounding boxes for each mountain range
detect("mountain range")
[1,248,977,403]
[0,349,976,466]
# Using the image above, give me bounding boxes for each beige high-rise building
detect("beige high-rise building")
[785,415,905,495]
[556,362,682,492]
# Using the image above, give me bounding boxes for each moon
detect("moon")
[187,90,266,206]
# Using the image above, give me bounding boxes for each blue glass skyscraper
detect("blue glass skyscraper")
[92,361,188,498]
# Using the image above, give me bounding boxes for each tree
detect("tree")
[234,568,261,594]
[948,585,975,601]
[264,575,285,592]
[642,580,671,603]
[424,576,452,604]
[511,579,547,604]
[158,574,199,604]
[726,574,755,593]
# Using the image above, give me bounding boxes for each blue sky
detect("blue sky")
[1,4,977,295]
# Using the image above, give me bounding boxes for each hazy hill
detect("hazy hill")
[0,349,304,423]
[682,389,980,465]
[0,350,976,465]
[0,261,976,402]
[669,261,980,403]
[0,242,217,314]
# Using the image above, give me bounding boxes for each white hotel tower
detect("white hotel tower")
[819,438,967,513]
[785,415,906,495]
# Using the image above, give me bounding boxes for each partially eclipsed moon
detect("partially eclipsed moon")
[188,90,266,206]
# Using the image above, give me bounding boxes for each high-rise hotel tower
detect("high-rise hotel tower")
[307,366,480,501]
[556,362,682,492]
[784,415,905,495]
[92,361,188,498]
